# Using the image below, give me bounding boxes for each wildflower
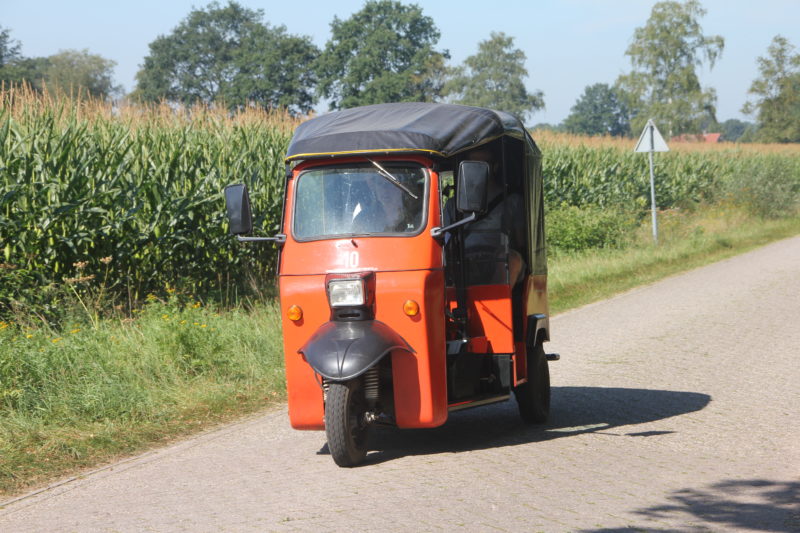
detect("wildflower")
[65,275,95,284]
[70,328,81,334]
[146,294,158,302]
[0,322,8,330]
[162,314,170,320]
[193,322,200,326]
[52,337,62,343]
[180,320,187,325]
[192,302,201,309]
[0,263,17,270]
[200,324,207,328]
[166,288,176,294]
[100,256,112,265]
[26,334,33,339]
[73,261,89,270]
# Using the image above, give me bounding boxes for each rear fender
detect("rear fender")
[299,320,414,381]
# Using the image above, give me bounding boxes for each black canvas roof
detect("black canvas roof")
[285,102,536,162]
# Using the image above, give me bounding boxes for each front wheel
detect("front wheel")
[514,343,550,423]
[325,380,370,467]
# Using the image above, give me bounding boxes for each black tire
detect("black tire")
[325,380,369,467]
[514,343,550,424]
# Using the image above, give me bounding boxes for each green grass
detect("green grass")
[0,300,285,496]
[548,209,800,313]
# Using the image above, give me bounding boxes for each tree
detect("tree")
[45,49,119,100]
[718,118,754,142]
[134,1,318,114]
[2,27,119,97]
[742,35,800,143]
[0,26,46,89]
[315,0,448,110]
[616,0,724,136]
[444,32,543,121]
[0,26,21,68]
[562,83,631,136]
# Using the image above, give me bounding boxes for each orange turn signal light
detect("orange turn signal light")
[403,299,420,317]
[287,305,303,321]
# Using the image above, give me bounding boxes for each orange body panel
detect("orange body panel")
[447,284,514,354]
[278,156,448,430]
[279,275,327,429]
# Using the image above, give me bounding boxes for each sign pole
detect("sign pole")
[634,119,669,245]
[648,126,658,244]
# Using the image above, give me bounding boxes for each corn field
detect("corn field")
[537,133,800,210]
[1,89,799,316]
[0,89,296,314]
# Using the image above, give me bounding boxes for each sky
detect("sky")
[3,0,799,126]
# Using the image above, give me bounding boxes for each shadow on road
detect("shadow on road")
[360,386,710,464]
[583,478,800,532]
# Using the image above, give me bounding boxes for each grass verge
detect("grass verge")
[0,301,285,497]
[549,209,800,313]
[1,208,799,497]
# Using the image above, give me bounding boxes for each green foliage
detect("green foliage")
[722,155,800,218]
[444,32,543,121]
[133,1,318,114]
[315,0,447,109]
[0,27,47,91]
[540,142,723,210]
[0,299,285,493]
[1,28,118,98]
[617,0,724,136]
[718,118,755,142]
[0,57,50,92]
[546,204,636,252]
[0,26,21,68]
[562,83,631,137]
[0,94,292,318]
[742,35,800,143]
[45,49,120,100]
[3,90,799,321]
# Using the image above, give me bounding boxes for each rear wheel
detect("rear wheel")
[325,380,369,467]
[514,343,550,423]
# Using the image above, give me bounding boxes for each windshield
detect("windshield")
[293,164,427,240]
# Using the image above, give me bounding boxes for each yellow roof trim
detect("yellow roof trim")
[285,147,445,162]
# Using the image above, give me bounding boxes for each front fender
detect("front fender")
[299,320,414,381]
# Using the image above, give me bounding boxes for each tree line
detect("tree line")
[545,1,799,143]
[1,0,798,142]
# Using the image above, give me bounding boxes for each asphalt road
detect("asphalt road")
[2,236,799,532]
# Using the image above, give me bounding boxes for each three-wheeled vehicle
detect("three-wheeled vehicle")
[224,102,556,467]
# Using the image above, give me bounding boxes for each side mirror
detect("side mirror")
[456,160,489,215]
[224,184,253,235]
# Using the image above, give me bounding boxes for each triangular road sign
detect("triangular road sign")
[634,119,670,153]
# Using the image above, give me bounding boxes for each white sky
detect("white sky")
[4,0,799,124]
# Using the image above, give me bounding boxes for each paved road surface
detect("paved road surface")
[2,237,800,532]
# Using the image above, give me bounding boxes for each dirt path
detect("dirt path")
[3,237,799,532]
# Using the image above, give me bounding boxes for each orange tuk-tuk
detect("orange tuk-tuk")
[224,102,556,466]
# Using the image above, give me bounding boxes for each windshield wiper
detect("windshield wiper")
[366,158,419,200]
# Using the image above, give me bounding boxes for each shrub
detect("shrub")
[545,204,637,253]
[722,155,800,218]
